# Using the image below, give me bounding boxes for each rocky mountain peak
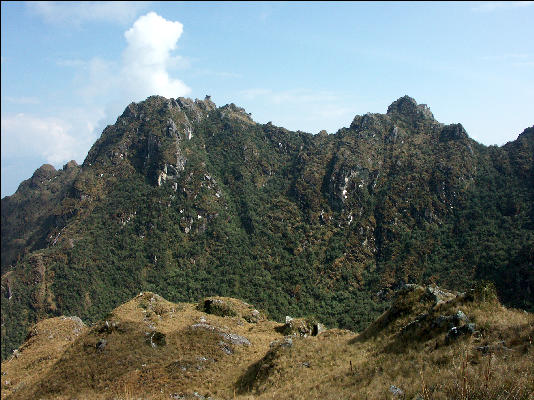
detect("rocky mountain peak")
[219,103,255,124]
[2,93,533,366]
[62,160,79,170]
[33,164,57,177]
[439,123,468,142]
[387,95,435,120]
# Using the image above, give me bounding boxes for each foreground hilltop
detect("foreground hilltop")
[1,284,532,399]
[2,95,533,359]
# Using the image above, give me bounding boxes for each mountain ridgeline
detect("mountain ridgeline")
[1,95,533,359]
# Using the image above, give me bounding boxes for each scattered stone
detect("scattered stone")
[190,322,250,355]
[170,392,217,400]
[389,385,404,397]
[220,342,233,355]
[244,309,262,323]
[221,332,251,346]
[278,317,325,337]
[96,339,107,351]
[200,297,265,323]
[313,323,326,336]
[476,341,514,354]
[146,331,166,347]
[270,337,293,349]
[455,310,468,322]
[200,299,237,317]
[66,316,84,327]
[424,286,457,305]
[445,323,476,344]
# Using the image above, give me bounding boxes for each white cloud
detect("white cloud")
[78,57,118,100]
[75,12,191,105]
[27,1,152,25]
[120,11,191,101]
[1,11,191,196]
[1,113,89,165]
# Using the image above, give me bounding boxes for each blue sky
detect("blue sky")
[2,1,533,197]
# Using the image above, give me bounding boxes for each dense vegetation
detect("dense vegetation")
[1,95,533,360]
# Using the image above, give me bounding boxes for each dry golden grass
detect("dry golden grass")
[1,316,88,399]
[2,288,532,400]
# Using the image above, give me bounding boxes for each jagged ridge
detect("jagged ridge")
[1,95,533,361]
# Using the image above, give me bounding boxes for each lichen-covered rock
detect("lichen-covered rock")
[189,322,251,349]
[200,298,238,317]
[96,338,107,351]
[445,323,476,344]
[277,317,325,337]
[146,331,166,347]
[199,297,266,323]
[424,285,458,306]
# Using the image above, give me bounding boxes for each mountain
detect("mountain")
[1,95,533,360]
[1,284,532,399]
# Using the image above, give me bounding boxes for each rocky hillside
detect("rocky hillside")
[2,95,533,360]
[1,161,80,276]
[1,285,532,399]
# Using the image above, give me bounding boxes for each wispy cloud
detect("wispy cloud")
[2,10,192,185]
[27,1,152,25]
[75,12,191,103]
[4,96,40,105]
[1,113,91,165]
[77,57,118,100]
[472,1,534,12]
[238,88,358,133]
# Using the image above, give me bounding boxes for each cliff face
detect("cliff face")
[2,95,533,359]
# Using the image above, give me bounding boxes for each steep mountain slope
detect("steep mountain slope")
[1,161,80,275]
[2,95,533,360]
[1,285,532,399]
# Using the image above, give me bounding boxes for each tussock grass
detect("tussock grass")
[2,288,532,400]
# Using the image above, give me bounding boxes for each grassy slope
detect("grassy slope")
[1,285,532,400]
